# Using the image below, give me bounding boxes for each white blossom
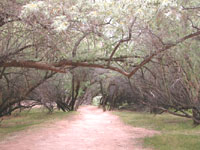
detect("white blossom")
[165,10,172,17]
[20,1,49,19]
[161,0,178,7]
[51,16,69,32]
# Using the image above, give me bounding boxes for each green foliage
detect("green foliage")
[92,96,102,106]
[15,0,200,69]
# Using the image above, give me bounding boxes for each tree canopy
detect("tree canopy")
[1,0,199,77]
[0,0,200,124]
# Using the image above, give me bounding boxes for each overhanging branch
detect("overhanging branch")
[0,31,199,77]
[128,30,200,78]
[107,17,137,66]
[0,60,66,73]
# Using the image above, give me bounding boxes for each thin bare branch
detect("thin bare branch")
[107,17,137,66]
[128,30,200,78]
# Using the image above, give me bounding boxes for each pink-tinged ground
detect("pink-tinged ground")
[0,106,158,150]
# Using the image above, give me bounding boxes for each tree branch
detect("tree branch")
[53,60,129,76]
[128,30,200,78]
[0,60,66,73]
[107,18,136,66]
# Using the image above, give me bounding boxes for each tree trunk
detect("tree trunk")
[192,108,200,125]
[0,92,2,105]
[70,75,75,111]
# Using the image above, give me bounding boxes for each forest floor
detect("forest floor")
[0,106,158,150]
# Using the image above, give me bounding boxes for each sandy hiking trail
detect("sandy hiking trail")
[0,106,158,150]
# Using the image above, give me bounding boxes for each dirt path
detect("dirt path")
[0,106,158,150]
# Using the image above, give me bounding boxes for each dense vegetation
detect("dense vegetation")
[0,0,200,125]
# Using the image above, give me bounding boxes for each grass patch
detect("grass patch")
[114,111,200,150]
[144,134,200,150]
[0,108,75,141]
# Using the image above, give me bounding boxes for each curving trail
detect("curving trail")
[0,106,158,150]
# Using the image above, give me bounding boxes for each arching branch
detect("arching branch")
[128,30,200,78]
[107,18,136,66]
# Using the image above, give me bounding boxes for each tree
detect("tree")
[0,0,200,124]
